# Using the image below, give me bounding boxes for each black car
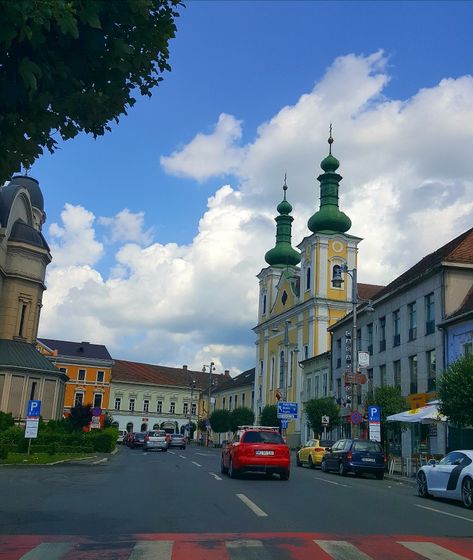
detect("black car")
[321,438,386,479]
[130,432,146,449]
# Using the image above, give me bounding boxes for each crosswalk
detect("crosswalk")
[1,535,473,560]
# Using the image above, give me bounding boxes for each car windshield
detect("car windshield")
[353,441,383,453]
[242,431,284,444]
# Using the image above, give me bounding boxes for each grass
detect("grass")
[0,452,94,465]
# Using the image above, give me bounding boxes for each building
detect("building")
[212,367,255,413]
[329,227,473,455]
[109,360,228,435]
[439,286,473,366]
[36,338,113,417]
[0,176,66,420]
[253,135,379,446]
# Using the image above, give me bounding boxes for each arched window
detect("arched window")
[270,355,275,390]
[262,293,267,314]
[126,422,133,433]
[140,423,147,432]
[279,350,285,388]
[306,267,311,290]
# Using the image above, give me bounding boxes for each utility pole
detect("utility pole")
[202,361,215,446]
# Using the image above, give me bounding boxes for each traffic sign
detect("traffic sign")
[25,418,39,438]
[350,411,363,425]
[277,401,298,419]
[321,415,330,426]
[280,419,289,429]
[368,405,381,423]
[26,400,41,417]
[92,407,102,417]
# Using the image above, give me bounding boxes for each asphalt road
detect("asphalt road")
[1,444,473,538]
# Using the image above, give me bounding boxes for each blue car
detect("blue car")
[321,438,386,479]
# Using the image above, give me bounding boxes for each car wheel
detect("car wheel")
[462,477,473,509]
[280,470,290,481]
[296,454,302,467]
[376,472,384,480]
[221,457,228,474]
[339,461,347,476]
[163,447,167,452]
[308,456,315,470]
[321,459,328,472]
[228,459,239,479]
[417,471,431,498]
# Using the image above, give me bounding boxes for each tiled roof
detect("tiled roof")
[212,368,255,393]
[357,283,384,300]
[112,359,227,391]
[373,226,473,302]
[0,339,65,375]
[37,338,112,361]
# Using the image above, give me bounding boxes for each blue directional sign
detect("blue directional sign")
[27,400,41,417]
[277,401,298,419]
[368,405,381,423]
[280,419,289,429]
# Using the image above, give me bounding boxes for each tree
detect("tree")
[68,404,93,431]
[438,354,473,427]
[229,407,255,432]
[304,397,341,438]
[260,405,279,427]
[209,409,230,433]
[364,386,408,423]
[197,419,207,432]
[0,0,182,182]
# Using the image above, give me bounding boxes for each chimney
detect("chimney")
[224,369,230,377]
[182,365,188,371]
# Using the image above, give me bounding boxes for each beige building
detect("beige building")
[0,176,66,421]
[212,368,255,414]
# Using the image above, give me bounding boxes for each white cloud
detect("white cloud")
[160,113,245,181]
[99,209,154,245]
[40,52,473,372]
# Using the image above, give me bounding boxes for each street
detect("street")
[1,446,473,559]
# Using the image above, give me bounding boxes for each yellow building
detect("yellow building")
[253,136,360,446]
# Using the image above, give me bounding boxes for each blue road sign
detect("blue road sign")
[26,400,41,417]
[280,419,289,429]
[368,405,381,423]
[277,401,298,419]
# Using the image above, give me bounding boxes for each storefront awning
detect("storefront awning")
[386,401,447,424]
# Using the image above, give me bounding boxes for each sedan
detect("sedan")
[417,450,473,509]
[297,439,333,468]
[168,433,187,450]
[321,438,386,479]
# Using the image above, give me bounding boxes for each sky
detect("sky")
[29,1,473,375]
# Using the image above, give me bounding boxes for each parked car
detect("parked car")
[417,450,473,509]
[130,432,146,449]
[221,426,290,480]
[117,430,126,443]
[168,433,187,450]
[297,439,333,468]
[143,430,168,452]
[321,439,386,479]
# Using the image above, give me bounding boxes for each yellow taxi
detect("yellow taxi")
[296,438,333,469]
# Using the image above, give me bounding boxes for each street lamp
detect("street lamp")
[202,361,215,446]
[331,264,374,437]
[188,379,196,439]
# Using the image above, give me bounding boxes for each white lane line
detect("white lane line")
[398,541,469,560]
[167,450,176,455]
[313,476,350,487]
[414,504,473,524]
[209,472,222,481]
[179,454,186,459]
[128,540,173,560]
[314,540,372,560]
[196,452,212,456]
[192,461,202,467]
[236,493,268,517]
[19,542,73,560]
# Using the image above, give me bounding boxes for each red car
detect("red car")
[221,426,290,480]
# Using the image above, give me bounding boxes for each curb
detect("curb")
[0,455,97,467]
[111,447,118,456]
[385,474,416,486]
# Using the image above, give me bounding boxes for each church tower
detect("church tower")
[253,132,361,445]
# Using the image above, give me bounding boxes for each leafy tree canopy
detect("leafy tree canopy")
[365,385,408,423]
[260,404,279,427]
[0,0,182,183]
[304,397,341,438]
[229,407,255,432]
[209,409,230,433]
[68,404,93,431]
[438,353,473,427]
[197,419,207,432]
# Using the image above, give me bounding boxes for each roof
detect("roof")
[37,338,112,361]
[212,368,255,393]
[0,339,66,377]
[9,219,49,250]
[112,359,227,391]
[440,284,473,326]
[373,226,473,302]
[357,283,384,300]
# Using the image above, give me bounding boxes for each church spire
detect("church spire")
[265,176,301,268]
[307,127,352,234]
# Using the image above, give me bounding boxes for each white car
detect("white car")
[417,450,473,509]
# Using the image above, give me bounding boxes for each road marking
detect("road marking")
[168,450,175,455]
[209,472,222,480]
[315,540,372,559]
[226,539,273,560]
[20,542,73,560]
[128,540,173,560]
[179,455,187,459]
[414,504,473,524]
[192,461,202,467]
[398,541,469,560]
[196,452,211,456]
[313,476,349,487]
[236,493,268,517]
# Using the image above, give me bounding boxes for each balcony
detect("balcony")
[393,334,400,347]
[379,340,386,352]
[425,320,435,335]
[408,327,417,341]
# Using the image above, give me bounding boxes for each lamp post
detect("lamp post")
[202,361,215,446]
[189,379,196,439]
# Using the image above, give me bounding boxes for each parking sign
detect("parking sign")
[27,400,41,417]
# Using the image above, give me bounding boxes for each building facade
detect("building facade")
[0,176,66,420]
[212,368,255,414]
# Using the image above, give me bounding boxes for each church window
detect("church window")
[270,356,275,390]
[306,267,311,290]
[262,294,267,314]
[18,304,28,337]
[279,350,285,388]
[281,291,288,305]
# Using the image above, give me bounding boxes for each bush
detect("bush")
[17,438,29,453]
[85,428,117,453]
[47,442,59,456]
[0,427,23,444]
[0,445,9,460]
[0,412,14,431]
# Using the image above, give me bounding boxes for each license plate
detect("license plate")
[362,457,375,462]
[255,450,274,456]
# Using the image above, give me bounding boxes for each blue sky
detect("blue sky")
[29,1,473,372]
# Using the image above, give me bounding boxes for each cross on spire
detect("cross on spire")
[328,122,334,155]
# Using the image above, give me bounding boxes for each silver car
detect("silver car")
[143,430,168,452]
[168,433,187,450]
